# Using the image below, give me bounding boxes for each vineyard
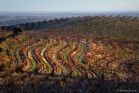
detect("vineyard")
[0,16,139,93]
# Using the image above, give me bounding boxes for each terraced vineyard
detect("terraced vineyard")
[0,16,139,93]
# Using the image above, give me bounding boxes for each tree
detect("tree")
[13,25,23,34]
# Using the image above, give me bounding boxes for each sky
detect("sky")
[0,0,139,12]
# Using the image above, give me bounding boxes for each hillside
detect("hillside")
[0,16,139,93]
[1,15,139,41]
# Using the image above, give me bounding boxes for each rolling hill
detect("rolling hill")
[0,15,139,93]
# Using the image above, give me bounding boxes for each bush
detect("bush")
[0,63,6,71]
[0,47,3,52]
[13,26,23,34]
[6,49,10,56]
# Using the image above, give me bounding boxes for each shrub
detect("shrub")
[0,63,6,71]
[13,25,23,34]
[0,47,3,52]
[6,49,10,56]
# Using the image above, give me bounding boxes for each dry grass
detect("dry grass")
[0,32,12,38]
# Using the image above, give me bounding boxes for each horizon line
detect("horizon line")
[0,10,139,13]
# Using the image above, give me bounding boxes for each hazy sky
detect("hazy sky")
[0,0,139,12]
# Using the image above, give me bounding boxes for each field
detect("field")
[0,16,139,93]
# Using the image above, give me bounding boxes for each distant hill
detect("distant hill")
[0,17,80,31]
[1,15,139,42]
[0,12,139,26]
